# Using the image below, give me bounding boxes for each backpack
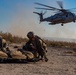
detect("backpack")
[35,35,47,51]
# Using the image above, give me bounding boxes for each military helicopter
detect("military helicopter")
[33,1,76,26]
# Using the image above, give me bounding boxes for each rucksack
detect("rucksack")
[35,35,47,51]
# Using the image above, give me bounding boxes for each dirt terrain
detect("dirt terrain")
[0,46,76,75]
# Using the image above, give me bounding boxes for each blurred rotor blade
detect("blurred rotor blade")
[35,7,55,10]
[35,2,68,12]
[64,8,76,12]
[57,1,63,9]
[35,2,59,10]
[40,10,47,15]
[41,10,43,13]
[67,8,76,11]
[43,11,47,15]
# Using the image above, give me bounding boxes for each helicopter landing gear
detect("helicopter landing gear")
[61,23,63,26]
[73,20,75,22]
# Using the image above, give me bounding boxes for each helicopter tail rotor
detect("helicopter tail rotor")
[33,11,44,23]
[43,11,47,15]
[33,10,47,15]
[33,12,41,15]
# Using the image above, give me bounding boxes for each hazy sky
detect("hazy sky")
[0,0,76,39]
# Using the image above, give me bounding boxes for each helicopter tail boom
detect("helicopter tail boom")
[33,12,44,22]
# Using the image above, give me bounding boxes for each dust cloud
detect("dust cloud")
[50,26,76,39]
[7,1,76,39]
[8,8,46,38]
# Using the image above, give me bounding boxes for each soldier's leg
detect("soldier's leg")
[43,50,48,62]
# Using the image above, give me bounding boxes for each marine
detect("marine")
[22,31,48,62]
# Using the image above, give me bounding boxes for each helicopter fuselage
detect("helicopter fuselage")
[42,12,76,25]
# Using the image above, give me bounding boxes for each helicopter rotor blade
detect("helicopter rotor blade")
[70,8,76,10]
[62,8,76,12]
[35,2,60,10]
[43,11,47,15]
[35,2,66,12]
[57,1,63,9]
[67,8,76,11]
[40,10,47,15]
[35,7,55,10]
[35,7,63,13]
[35,2,73,13]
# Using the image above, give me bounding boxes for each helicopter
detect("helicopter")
[33,1,76,26]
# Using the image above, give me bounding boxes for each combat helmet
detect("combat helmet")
[27,31,34,39]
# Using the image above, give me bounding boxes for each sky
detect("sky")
[0,0,76,39]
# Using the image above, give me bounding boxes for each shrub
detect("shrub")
[0,31,28,43]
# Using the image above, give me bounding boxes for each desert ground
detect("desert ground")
[0,45,76,75]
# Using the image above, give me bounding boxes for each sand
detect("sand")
[0,47,76,75]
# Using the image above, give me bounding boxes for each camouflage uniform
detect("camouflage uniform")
[23,35,48,61]
[0,36,3,49]
[0,37,11,58]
